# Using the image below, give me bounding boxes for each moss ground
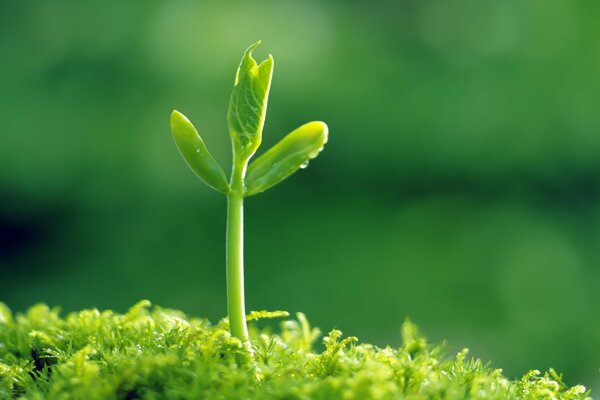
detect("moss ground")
[0,300,591,399]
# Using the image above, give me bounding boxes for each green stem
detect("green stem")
[226,161,250,347]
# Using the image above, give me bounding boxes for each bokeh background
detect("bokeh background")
[1,0,599,392]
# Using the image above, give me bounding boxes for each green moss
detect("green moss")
[0,301,590,400]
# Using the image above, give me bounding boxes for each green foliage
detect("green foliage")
[0,301,590,400]
[227,41,274,162]
[3,2,599,390]
[170,41,329,198]
[245,121,328,196]
[170,110,230,193]
[169,42,329,345]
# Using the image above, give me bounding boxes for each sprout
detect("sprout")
[170,42,328,349]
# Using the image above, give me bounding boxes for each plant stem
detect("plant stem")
[226,161,250,347]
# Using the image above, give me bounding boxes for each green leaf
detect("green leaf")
[0,302,12,325]
[227,41,274,162]
[245,121,328,196]
[170,110,230,194]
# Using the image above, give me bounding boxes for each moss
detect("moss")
[0,300,590,399]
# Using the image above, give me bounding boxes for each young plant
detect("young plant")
[170,42,328,347]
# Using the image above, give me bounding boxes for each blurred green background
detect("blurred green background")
[1,0,599,392]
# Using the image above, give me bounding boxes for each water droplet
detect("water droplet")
[196,149,200,153]
[300,161,309,169]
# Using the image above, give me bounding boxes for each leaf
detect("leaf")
[170,110,230,194]
[245,121,328,196]
[227,41,274,162]
[246,310,289,321]
[0,302,12,325]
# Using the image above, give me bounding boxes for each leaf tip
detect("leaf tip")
[262,54,275,70]
[243,41,274,70]
[170,109,187,129]
[171,110,198,142]
[314,121,329,140]
[303,121,329,145]
[243,41,262,63]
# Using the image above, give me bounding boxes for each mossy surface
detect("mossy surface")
[0,300,590,399]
